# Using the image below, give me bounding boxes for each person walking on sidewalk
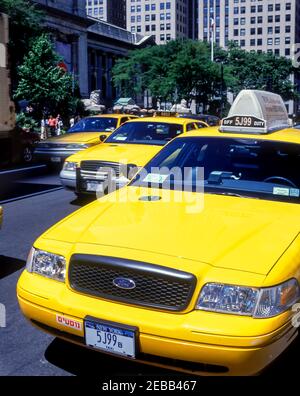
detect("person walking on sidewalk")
[56,114,63,135]
[48,115,57,137]
[40,116,47,140]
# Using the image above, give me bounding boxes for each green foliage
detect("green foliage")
[14,34,80,119]
[1,0,45,87]
[16,112,39,131]
[225,42,297,100]
[113,39,297,114]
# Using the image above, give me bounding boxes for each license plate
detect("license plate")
[86,181,103,192]
[50,157,61,163]
[84,318,137,358]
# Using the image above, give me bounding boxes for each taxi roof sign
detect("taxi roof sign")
[220,90,289,134]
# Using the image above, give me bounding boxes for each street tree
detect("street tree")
[112,39,297,114]
[225,43,297,100]
[1,0,45,89]
[14,34,81,120]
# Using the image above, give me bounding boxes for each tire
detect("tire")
[22,146,33,163]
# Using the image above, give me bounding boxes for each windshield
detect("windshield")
[105,121,183,146]
[131,136,300,203]
[67,117,117,133]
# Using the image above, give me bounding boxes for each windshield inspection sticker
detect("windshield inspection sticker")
[114,136,127,141]
[273,187,300,197]
[143,173,168,184]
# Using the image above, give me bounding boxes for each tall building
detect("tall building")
[86,0,126,28]
[198,0,300,114]
[199,0,299,57]
[126,0,190,44]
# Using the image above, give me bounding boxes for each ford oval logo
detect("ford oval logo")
[113,277,136,290]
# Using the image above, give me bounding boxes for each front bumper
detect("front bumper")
[34,149,83,164]
[17,270,298,376]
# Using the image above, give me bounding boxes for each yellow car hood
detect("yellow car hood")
[69,143,162,166]
[46,132,103,144]
[42,187,300,275]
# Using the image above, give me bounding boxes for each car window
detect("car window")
[186,123,197,132]
[105,122,184,146]
[196,122,206,129]
[67,117,118,133]
[131,136,300,203]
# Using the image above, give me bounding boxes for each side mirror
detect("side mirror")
[99,134,107,142]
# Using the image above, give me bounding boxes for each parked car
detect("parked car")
[59,116,208,197]
[19,127,40,163]
[34,114,137,167]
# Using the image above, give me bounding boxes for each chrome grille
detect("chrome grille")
[80,161,121,180]
[69,255,196,311]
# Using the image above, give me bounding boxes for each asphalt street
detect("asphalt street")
[0,167,299,377]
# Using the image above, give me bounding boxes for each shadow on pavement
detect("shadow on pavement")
[70,196,95,207]
[45,338,179,376]
[0,256,25,279]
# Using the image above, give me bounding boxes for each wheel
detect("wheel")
[22,146,33,163]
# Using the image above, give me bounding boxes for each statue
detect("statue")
[171,99,192,114]
[82,90,106,112]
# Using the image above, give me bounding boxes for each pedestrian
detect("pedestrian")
[48,115,57,137]
[56,114,63,135]
[40,116,47,140]
[74,114,81,124]
[69,116,75,128]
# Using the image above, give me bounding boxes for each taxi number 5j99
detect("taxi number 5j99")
[97,330,118,346]
[235,116,252,126]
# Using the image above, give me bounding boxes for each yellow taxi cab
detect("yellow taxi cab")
[17,90,300,376]
[34,114,137,167]
[59,116,208,195]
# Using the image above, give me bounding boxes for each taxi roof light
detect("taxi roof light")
[220,90,289,134]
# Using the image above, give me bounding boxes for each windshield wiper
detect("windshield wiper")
[208,171,241,185]
[207,190,260,199]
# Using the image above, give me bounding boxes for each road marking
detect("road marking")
[0,187,64,205]
[0,165,46,175]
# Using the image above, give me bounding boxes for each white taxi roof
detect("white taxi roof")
[220,90,289,134]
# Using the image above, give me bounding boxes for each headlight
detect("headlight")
[26,248,66,282]
[62,161,78,171]
[254,279,300,318]
[196,283,258,316]
[196,279,300,318]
